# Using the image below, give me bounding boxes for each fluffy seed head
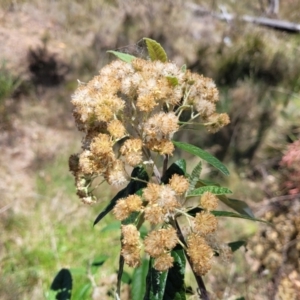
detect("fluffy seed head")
[194,211,218,236]
[154,253,174,271]
[169,174,189,195]
[200,192,218,211]
[187,233,214,276]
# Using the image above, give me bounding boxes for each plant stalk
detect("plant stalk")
[174,220,210,300]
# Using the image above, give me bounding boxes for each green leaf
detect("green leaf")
[180,64,187,72]
[188,161,202,192]
[132,258,149,300]
[144,259,168,300]
[143,38,168,62]
[211,210,267,223]
[121,271,131,284]
[91,255,109,267]
[218,195,255,218]
[166,76,179,86]
[107,50,136,63]
[172,141,229,176]
[163,248,186,300]
[122,211,140,225]
[93,188,127,226]
[228,241,247,252]
[161,159,186,184]
[139,225,148,239]
[74,283,91,300]
[50,268,72,300]
[93,166,148,226]
[196,179,219,187]
[187,186,232,198]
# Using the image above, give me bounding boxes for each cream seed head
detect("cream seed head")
[143,183,161,203]
[126,194,143,212]
[144,205,165,224]
[120,138,143,166]
[144,227,178,258]
[187,233,214,276]
[194,211,218,236]
[90,134,114,156]
[157,185,180,212]
[143,112,179,141]
[153,253,174,272]
[146,139,175,155]
[169,174,189,195]
[200,191,218,211]
[113,199,130,221]
[107,119,126,139]
[105,159,128,186]
[121,244,141,267]
[144,230,165,258]
[121,224,140,246]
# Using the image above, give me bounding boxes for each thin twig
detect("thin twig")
[116,254,125,297]
[174,220,210,300]
[162,155,169,178]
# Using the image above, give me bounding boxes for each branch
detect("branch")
[185,2,300,33]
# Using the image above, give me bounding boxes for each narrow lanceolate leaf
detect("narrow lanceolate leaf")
[188,161,202,193]
[166,76,179,86]
[93,166,148,226]
[172,141,230,176]
[144,259,168,300]
[163,248,186,300]
[161,159,186,184]
[50,268,72,300]
[218,195,255,218]
[132,258,149,300]
[107,50,136,63]
[143,38,168,62]
[93,187,127,226]
[211,210,268,223]
[187,186,232,198]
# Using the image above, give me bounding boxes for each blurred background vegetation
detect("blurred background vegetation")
[0,0,300,299]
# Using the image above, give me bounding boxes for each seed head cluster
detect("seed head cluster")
[69,55,230,274]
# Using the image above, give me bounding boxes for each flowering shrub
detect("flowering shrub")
[66,38,257,300]
[280,139,300,195]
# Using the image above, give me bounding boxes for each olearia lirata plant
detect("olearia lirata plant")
[68,38,256,300]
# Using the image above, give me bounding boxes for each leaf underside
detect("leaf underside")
[107,50,136,63]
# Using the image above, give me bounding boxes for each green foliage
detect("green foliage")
[172,141,230,175]
[107,50,136,63]
[218,196,255,218]
[144,259,168,300]
[132,258,149,300]
[93,166,149,226]
[50,268,72,300]
[166,76,179,86]
[143,38,168,62]
[163,249,186,300]
[187,186,232,197]
[187,161,202,193]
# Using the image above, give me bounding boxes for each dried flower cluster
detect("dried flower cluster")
[69,55,230,275]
